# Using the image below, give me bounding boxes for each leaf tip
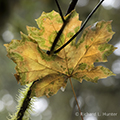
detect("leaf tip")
[14,74,20,83]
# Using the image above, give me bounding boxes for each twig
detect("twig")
[66,0,78,16]
[54,0,104,54]
[48,10,73,55]
[55,0,65,22]
[47,0,78,55]
[69,78,84,120]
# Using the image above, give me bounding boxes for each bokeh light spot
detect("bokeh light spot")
[0,100,5,112]
[102,0,120,9]
[85,95,96,107]
[102,77,115,86]
[84,115,97,120]
[2,30,14,42]
[112,59,120,74]
[2,94,14,106]
[70,96,84,109]
[77,0,89,7]
[114,41,120,56]
[31,97,49,116]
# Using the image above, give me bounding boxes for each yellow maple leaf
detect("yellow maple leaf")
[4,10,116,98]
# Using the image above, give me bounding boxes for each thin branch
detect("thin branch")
[48,22,67,55]
[47,0,65,55]
[66,0,78,16]
[48,11,73,55]
[55,0,65,22]
[69,78,84,120]
[54,0,104,54]
[47,0,78,55]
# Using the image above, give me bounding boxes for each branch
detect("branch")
[55,0,65,22]
[54,0,105,54]
[47,11,73,55]
[47,0,78,55]
[66,0,78,16]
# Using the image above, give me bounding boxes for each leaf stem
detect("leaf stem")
[54,0,104,54]
[69,78,84,120]
[66,0,78,16]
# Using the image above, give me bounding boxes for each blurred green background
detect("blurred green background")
[0,0,120,120]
